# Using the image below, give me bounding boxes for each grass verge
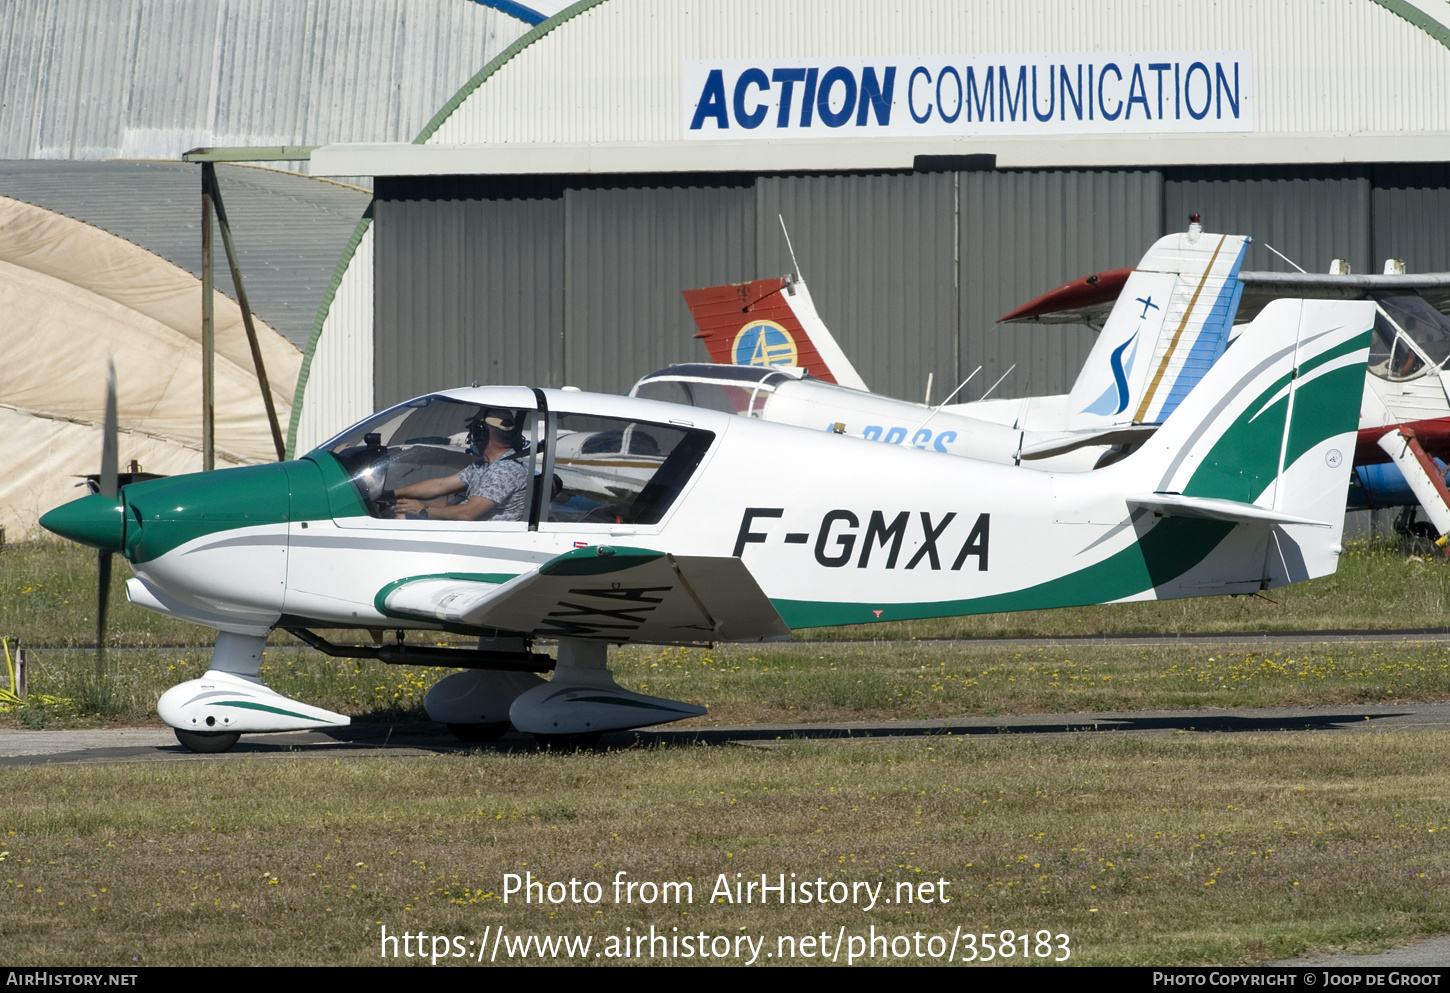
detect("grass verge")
[1,734,1447,966]
[5,639,1449,731]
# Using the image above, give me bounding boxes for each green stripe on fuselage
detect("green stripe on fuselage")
[775,516,1234,629]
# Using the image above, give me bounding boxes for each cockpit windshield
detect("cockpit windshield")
[1369,294,1450,382]
[321,395,540,522]
[316,393,716,527]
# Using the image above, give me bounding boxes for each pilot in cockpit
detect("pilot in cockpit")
[391,408,530,521]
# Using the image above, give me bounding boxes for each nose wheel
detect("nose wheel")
[174,728,241,753]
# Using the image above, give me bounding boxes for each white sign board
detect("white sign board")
[684,53,1253,138]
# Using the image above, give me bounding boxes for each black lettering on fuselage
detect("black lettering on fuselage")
[540,586,672,637]
[857,510,909,568]
[733,508,784,557]
[950,513,990,571]
[814,510,859,567]
[905,511,956,570]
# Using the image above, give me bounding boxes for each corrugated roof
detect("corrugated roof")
[0,0,530,166]
[0,160,370,350]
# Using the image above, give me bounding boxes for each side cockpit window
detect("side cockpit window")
[1370,295,1450,382]
[545,414,714,526]
[322,397,540,523]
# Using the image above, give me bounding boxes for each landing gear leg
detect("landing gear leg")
[159,630,350,753]
[509,638,706,742]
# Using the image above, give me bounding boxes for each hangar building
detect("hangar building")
[299,0,1450,460]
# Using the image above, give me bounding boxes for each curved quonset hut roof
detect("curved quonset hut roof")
[413,0,1450,162]
[0,0,531,165]
[295,0,1450,456]
[0,161,370,351]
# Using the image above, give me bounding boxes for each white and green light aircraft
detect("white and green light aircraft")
[42,297,1373,752]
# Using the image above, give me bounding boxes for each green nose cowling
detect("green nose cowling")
[40,493,126,553]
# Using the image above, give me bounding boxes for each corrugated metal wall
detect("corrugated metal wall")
[370,163,1450,409]
[1165,167,1373,275]
[430,0,1450,144]
[563,182,756,390]
[960,169,1163,401]
[756,173,957,399]
[374,178,565,406]
[0,0,529,165]
[1371,164,1450,275]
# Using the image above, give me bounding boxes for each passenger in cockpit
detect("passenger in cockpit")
[392,408,530,522]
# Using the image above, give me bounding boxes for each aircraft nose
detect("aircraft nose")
[39,493,126,553]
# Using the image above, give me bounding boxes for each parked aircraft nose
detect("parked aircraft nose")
[39,493,126,553]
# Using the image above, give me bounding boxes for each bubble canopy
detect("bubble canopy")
[316,389,718,528]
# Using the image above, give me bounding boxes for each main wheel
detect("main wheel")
[533,732,602,751]
[174,728,241,753]
[447,722,510,743]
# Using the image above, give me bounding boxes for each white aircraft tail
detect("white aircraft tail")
[682,276,869,390]
[1066,228,1250,431]
[1113,297,1375,590]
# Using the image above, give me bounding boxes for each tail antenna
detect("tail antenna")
[778,214,803,283]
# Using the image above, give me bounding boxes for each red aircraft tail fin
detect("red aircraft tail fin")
[681,277,869,390]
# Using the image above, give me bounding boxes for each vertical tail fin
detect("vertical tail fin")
[1121,298,1374,587]
[682,277,869,391]
[1066,231,1250,430]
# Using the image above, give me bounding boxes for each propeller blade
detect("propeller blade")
[97,550,112,680]
[97,358,118,682]
[100,358,118,499]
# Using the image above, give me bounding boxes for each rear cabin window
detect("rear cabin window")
[546,414,714,526]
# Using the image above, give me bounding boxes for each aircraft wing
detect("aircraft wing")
[1001,269,1450,325]
[1127,493,1331,528]
[1235,272,1450,322]
[380,545,790,645]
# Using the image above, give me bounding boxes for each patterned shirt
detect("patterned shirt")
[457,452,530,522]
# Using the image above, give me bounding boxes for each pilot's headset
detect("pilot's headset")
[468,408,524,456]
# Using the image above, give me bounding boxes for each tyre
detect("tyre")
[174,728,241,753]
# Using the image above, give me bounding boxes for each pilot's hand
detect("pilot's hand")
[394,498,423,517]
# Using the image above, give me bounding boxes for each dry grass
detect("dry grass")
[7,640,1450,732]
[2,733,1448,966]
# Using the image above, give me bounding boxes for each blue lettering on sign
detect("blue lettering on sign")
[688,55,1248,136]
[1060,64,1083,120]
[1098,63,1123,121]
[999,65,1027,121]
[690,69,729,130]
[817,66,857,127]
[938,67,962,124]
[883,426,907,445]
[909,66,933,123]
[966,66,993,121]
[932,431,957,453]
[733,67,770,129]
[857,66,896,126]
[1031,65,1054,122]
[1216,62,1240,119]
[800,67,820,126]
[1148,62,1171,119]
[1184,62,1211,120]
[772,67,808,127]
[1125,63,1150,119]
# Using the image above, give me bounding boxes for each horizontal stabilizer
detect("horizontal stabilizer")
[1127,493,1331,528]
[382,545,789,644]
[1019,423,1160,460]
